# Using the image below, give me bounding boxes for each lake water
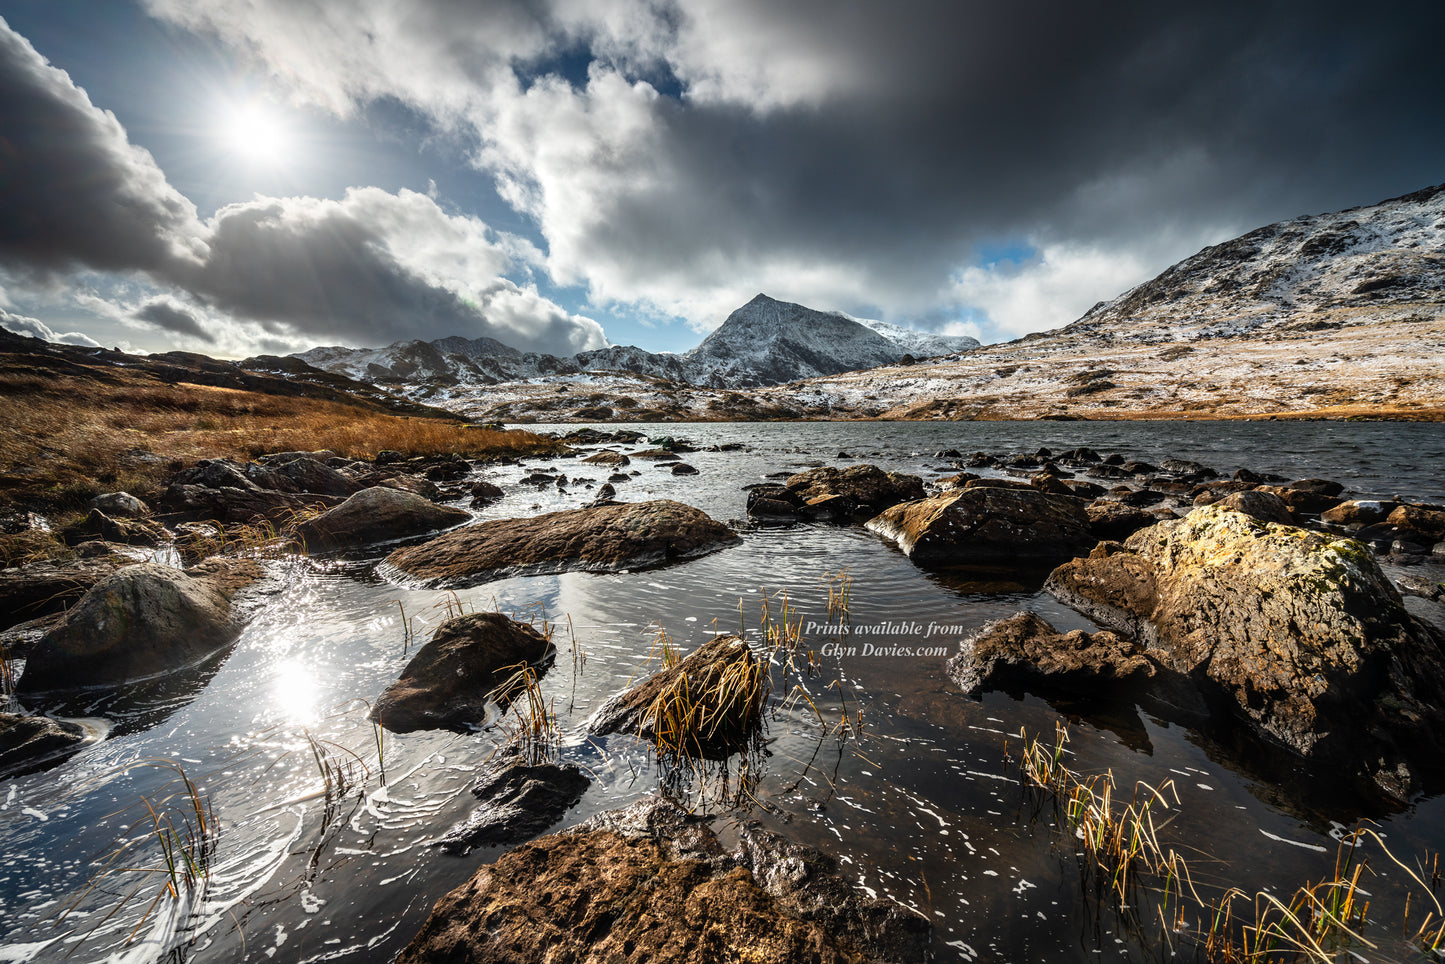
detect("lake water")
[2,420,1444,963]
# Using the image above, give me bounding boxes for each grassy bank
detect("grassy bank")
[0,369,561,515]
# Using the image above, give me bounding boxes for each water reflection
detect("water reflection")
[2,421,1443,963]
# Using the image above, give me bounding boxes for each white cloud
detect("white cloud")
[0,308,102,347]
[951,244,1157,340]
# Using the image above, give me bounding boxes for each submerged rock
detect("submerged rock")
[0,712,98,779]
[372,612,555,734]
[590,635,764,758]
[397,796,930,964]
[383,500,738,588]
[1046,504,1445,799]
[865,487,1093,568]
[432,751,590,855]
[293,486,470,550]
[948,611,1207,722]
[17,560,263,692]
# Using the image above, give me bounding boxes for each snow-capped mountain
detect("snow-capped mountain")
[682,294,968,387]
[294,293,978,391]
[854,318,980,359]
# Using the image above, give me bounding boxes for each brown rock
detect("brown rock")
[1046,504,1445,799]
[17,559,263,692]
[1085,499,1155,541]
[1321,499,1398,527]
[397,796,929,964]
[865,487,1093,568]
[373,612,554,733]
[785,464,925,514]
[294,487,470,550]
[581,450,631,466]
[1218,489,1293,525]
[383,500,739,588]
[60,509,167,548]
[1254,484,1344,515]
[1387,504,1445,542]
[590,635,763,758]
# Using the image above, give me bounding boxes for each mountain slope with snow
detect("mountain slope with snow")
[751,183,1445,420]
[294,293,978,391]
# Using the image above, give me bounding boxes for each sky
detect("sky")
[0,1,1441,359]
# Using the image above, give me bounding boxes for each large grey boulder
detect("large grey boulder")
[17,559,263,691]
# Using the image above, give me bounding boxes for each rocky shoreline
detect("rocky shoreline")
[2,427,1444,959]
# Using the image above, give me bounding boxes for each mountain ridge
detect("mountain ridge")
[293,293,980,391]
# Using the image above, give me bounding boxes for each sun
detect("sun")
[221,101,291,167]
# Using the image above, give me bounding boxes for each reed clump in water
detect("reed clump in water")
[1018,724,1445,963]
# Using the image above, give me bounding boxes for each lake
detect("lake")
[3,420,1444,963]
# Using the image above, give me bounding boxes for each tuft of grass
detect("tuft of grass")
[1018,724,1445,963]
[492,663,559,765]
[824,568,852,623]
[60,760,219,950]
[640,640,768,761]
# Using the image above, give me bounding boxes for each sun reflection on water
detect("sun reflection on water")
[270,658,321,723]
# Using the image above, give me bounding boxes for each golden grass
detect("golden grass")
[0,370,561,513]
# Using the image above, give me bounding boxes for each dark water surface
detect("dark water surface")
[2,420,1443,963]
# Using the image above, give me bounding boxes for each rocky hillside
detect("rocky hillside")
[295,294,978,391]
[759,183,1445,420]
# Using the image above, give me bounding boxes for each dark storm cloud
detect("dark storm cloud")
[0,17,204,278]
[134,298,215,343]
[167,0,1442,332]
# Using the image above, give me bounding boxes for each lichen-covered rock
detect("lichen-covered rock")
[372,612,555,733]
[432,751,590,854]
[294,486,470,550]
[866,487,1093,567]
[17,559,263,691]
[590,635,764,758]
[1046,504,1445,798]
[397,796,930,964]
[382,500,738,588]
